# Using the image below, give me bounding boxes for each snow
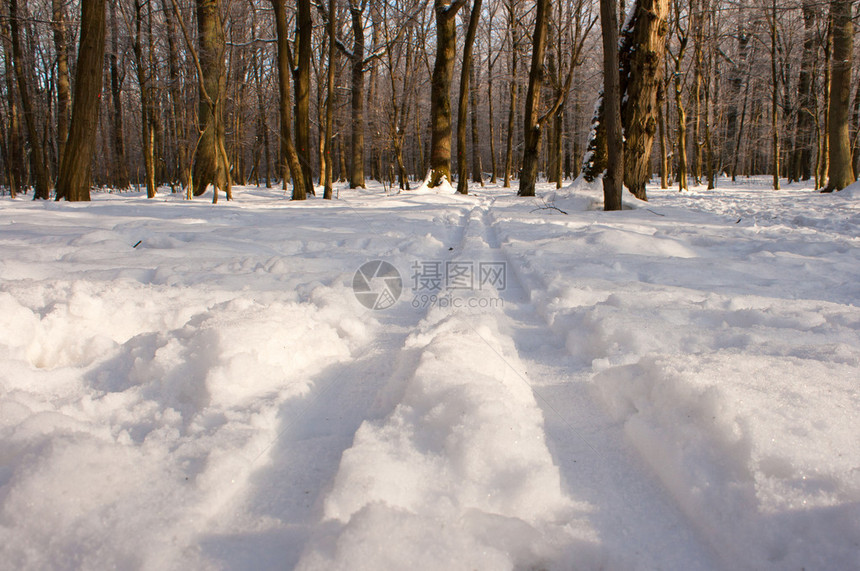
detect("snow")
[1,178,858,570]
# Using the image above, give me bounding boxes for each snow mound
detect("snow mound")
[410,174,457,195]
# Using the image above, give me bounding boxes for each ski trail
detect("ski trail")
[195,203,476,569]
[474,198,726,570]
[294,204,599,570]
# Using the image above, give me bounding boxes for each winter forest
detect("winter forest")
[0,0,857,203]
[2,0,860,569]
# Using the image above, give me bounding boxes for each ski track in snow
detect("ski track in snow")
[1,179,858,570]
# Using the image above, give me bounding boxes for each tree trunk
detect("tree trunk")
[194,0,231,201]
[323,0,336,199]
[108,0,130,189]
[428,0,466,187]
[769,0,780,190]
[456,0,482,195]
[133,0,156,198]
[470,65,483,185]
[791,0,816,182]
[347,2,366,188]
[620,0,669,201]
[9,0,52,199]
[162,0,187,190]
[272,0,307,200]
[517,0,550,197]
[55,0,107,202]
[52,0,71,169]
[295,0,313,193]
[658,82,668,188]
[819,27,832,188]
[601,0,623,210]
[0,11,23,198]
[503,0,518,188]
[824,0,855,191]
[671,6,689,191]
[691,0,702,184]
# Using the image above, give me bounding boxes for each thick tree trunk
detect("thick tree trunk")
[620,0,669,200]
[601,0,623,210]
[825,0,855,191]
[456,0,481,195]
[194,0,231,201]
[9,0,52,199]
[428,0,466,187]
[295,0,313,192]
[272,0,307,200]
[518,0,550,197]
[55,0,107,202]
[347,2,366,188]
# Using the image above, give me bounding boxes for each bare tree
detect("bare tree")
[428,0,467,187]
[824,0,855,191]
[52,0,71,169]
[600,0,622,210]
[456,0,482,194]
[8,0,52,199]
[55,0,108,202]
[620,0,669,200]
[271,0,308,199]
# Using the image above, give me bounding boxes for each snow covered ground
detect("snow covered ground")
[0,177,858,570]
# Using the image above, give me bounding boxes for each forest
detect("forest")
[0,0,857,204]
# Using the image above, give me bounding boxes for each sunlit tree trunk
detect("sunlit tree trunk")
[518,0,550,197]
[791,0,816,182]
[55,0,107,202]
[52,0,71,169]
[193,0,232,201]
[272,0,307,200]
[620,0,669,200]
[428,0,466,187]
[824,0,855,191]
